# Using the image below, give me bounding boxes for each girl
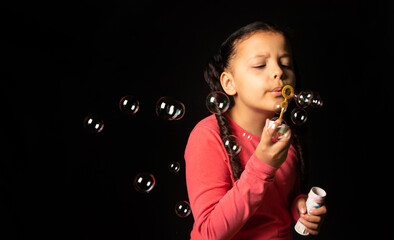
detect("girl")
[184,22,327,239]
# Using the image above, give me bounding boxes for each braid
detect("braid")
[215,114,243,180]
[203,55,223,91]
[204,53,243,181]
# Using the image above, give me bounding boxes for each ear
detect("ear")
[220,72,237,96]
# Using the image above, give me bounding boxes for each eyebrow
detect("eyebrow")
[279,53,291,58]
[249,54,268,60]
[249,53,291,60]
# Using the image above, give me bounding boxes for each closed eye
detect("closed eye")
[281,64,292,68]
[253,65,266,69]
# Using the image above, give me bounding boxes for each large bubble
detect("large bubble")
[269,117,290,142]
[310,93,323,108]
[155,97,185,120]
[223,135,242,156]
[206,91,230,114]
[291,108,308,125]
[295,90,313,108]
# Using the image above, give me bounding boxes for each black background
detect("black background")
[1,1,392,239]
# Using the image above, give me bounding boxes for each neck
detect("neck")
[228,103,275,137]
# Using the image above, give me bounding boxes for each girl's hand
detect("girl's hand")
[296,197,327,235]
[255,118,291,168]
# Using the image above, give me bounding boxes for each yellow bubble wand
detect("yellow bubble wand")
[278,85,294,120]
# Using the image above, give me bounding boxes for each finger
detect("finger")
[296,198,307,215]
[309,205,327,216]
[305,227,319,236]
[302,214,321,223]
[260,118,277,145]
[299,218,319,231]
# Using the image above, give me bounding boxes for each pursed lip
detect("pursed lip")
[269,87,283,92]
[269,87,283,96]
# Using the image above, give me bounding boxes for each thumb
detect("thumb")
[297,197,307,215]
[260,118,278,145]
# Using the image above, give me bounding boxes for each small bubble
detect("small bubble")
[119,95,139,115]
[133,172,155,193]
[168,161,180,173]
[242,132,253,141]
[174,201,191,218]
[274,102,288,115]
[83,114,104,133]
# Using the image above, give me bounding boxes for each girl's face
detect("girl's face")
[223,31,296,114]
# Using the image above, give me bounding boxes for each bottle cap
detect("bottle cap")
[308,187,326,204]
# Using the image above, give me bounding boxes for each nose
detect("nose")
[273,71,284,82]
[272,64,285,81]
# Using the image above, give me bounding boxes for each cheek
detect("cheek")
[240,70,268,88]
[236,75,272,105]
[284,70,296,86]
[237,75,266,97]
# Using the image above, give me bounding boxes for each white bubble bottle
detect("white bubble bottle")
[295,186,327,235]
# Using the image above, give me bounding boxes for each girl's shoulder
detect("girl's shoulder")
[188,114,221,138]
[185,114,227,161]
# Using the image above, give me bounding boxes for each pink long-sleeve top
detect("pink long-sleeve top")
[184,114,306,240]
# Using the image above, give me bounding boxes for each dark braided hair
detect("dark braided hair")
[204,21,308,189]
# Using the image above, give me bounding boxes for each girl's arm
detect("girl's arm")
[185,125,278,240]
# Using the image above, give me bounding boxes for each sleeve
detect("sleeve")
[290,194,308,223]
[185,125,278,240]
[288,146,308,223]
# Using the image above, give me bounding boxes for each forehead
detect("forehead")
[234,31,290,58]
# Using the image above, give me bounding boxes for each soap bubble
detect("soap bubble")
[133,172,155,193]
[168,161,180,173]
[291,108,308,125]
[206,91,230,114]
[274,102,290,116]
[156,97,185,120]
[175,201,191,218]
[295,90,313,108]
[310,92,323,108]
[119,95,139,115]
[269,117,290,142]
[242,132,253,141]
[274,102,282,114]
[223,135,241,156]
[83,115,104,133]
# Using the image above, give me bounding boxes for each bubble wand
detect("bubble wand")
[269,85,294,142]
[278,85,294,120]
